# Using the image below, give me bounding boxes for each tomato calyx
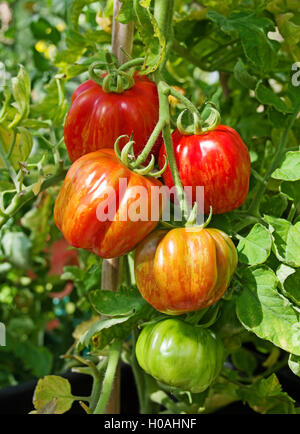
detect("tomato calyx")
[89,61,134,93]
[185,204,213,228]
[185,303,221,328]
[114,134,167,178]
[176,101,221,136]
[88,53,145,94]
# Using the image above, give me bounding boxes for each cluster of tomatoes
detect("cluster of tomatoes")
[54,71,251,393]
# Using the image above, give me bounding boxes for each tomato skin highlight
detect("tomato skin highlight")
[134,227,238,314]
[135,318,224,393]
[158,125,251,214]
[64,73,162,163]
[54,149,163,259]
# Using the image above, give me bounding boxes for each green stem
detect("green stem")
[258,354,289,380]
[251,168,266,185]
[89,379,102,413]
[248,109,299,217]
[169,86,203,121]
[157,84,189,219]
[173,40,240,72]
[0,138,18,188]
[154,0,175,70]
[73,396,91,403]
[200,39,240,63]
[118,57,144,71]
[132,120,164,166]
[131,329,148,414]
[89,359,108,413]
[155,0,190,221]
[162,123,189,219]
[287,203,296,223]
[93,340,122,414]
[233,215,260,234]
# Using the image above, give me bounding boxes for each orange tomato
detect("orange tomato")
[54,149,163,259]
[135,227,238,314]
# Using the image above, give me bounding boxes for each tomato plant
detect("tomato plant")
[0,0,300,418]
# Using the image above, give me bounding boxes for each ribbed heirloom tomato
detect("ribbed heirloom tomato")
[158,125,251,214]
[54,149,163,259]
[135,227,238,314]
[136,318,224,393]
[64,73,162,163]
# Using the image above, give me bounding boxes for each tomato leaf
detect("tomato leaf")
[31,398,58,414]
[69,0,97,31]
[33,376,75,414]
[0,125,33,170]
[117,0,134,23]
[233,58,257,89]
[288,354,300,377]
[21,194,53,255]
[237,223,272,265]
[31,78,67,126]
[11,340,53,378]
[1,231,32,269]
[236,266,300,355]
[30,16,61,44]
[231,347,258,375]
[260,193,288,218]
[89,285,149,316]
[281,267,300,306]
[207,11,278,71]
[78,288,156,350]
[78,315,133,350]
[276,12,300,61]
[280,180,300,204]
[9,65,31,128]
[272,151,300,181]
[133,0,166,74]
[264,215,300,267]
[255,81,293,113]
[238,374,296,414]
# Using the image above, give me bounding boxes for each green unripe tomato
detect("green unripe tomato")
[135,318,224,393]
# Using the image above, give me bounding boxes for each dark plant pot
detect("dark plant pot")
[0,363,299,414]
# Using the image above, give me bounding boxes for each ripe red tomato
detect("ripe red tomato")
[158,126,251,214]
[64,73,162,163]
[135,227,238,314]
[54,149,163,259]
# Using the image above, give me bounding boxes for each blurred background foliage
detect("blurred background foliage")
[0,0,109,386]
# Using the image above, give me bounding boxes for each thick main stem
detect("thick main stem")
[112,1,134,64]
[93,341,122,414]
